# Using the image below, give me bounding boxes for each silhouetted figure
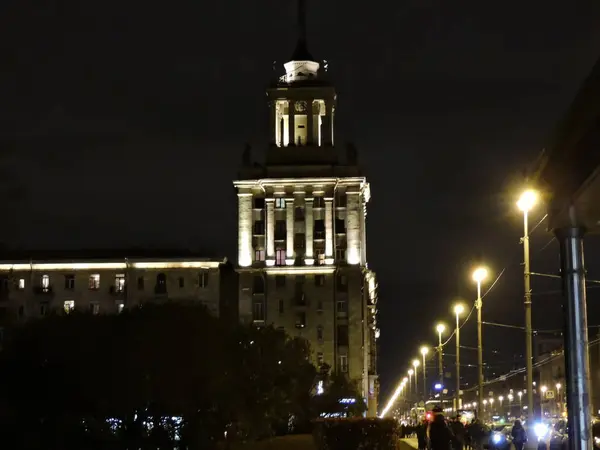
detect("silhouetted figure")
[511,420,527,450]
[450,415,465,450]
[428,407,453,450]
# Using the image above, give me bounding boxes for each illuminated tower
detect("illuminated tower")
[233,0,379,416]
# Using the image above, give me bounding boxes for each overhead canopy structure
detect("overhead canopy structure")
[538,57,600,232]
[535,55,600,450]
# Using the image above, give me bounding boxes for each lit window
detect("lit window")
[339,354,348,373]
[41,275,50,290]
[275,198,286,209]
[64,300,75,314]
[18,279,25,290]
[117,303,124,313]
[276,249,286,266]
[115,274,125,292]
[90,303,100,315]
[254,249,265,261]
[89,274,100,290]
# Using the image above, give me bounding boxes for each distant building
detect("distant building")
[0,250,236,324]
[232,1,379,416]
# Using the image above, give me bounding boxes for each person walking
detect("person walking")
[511,420,527,450]
[416,418,429,450]
[428,406,454,450]
[449,415,466,450]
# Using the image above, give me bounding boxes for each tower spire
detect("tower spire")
[291,0,314,61]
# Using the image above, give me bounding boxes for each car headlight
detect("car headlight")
[534,423,549,439]
[493,433,503,444]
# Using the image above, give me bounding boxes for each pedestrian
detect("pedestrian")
[468,418,485,450]
[428,406,454,450]
[416,418,429,450]
[511,419,527,450]
[449,415,466,450]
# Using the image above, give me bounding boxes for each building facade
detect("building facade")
[0,253,233,323]
[233,23,379,415]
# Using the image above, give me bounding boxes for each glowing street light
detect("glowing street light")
[472,267,488,408]
[412,359,420,400]
[541,385,547,418]
[453,303,465,411]
[408,368,414,400]
[420,347,429,401]
[518,189,538,419]
[436,323,446,398]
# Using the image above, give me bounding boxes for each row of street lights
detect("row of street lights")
[384,189,539,419]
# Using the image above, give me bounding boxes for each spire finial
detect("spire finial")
[290,0,314,61]
[297,0,307,43]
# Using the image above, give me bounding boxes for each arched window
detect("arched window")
[155,273,167,294]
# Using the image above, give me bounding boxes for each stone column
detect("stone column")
[288,100,296,146]
[346,190,360,265]
[286,196,295,264]
[266,198,275,265]
[325,197,333,262]
[305,196,314,264]
[268,101,276,146]
[237,193,253,267]
[322,101,333,146]
[307,100,314,145]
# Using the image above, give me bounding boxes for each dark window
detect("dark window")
[155,273,167,294]
[18,305,24,318]
[295,207,305,221]
[294,233,306,250]
[317,326,323,341]
[314,219,325,239]
[0,277,8,292]
[253,197,265,209]
[64,275,75,290]
[335,193,347,207]
[317,299,323,311]
[337,274,348,291]
[313,197,325,208]
[337,325,349,346]
[253,301,264,321]
[198,271,209,288]
[275,220,286,240]
[137,276,145,290]
[253,276,265,294]
[295,312,306,328]
[315,275,325,286]
[275,275,286,288]
[337,298,347,313]
[254,220,265,235]
[317,352,324,367]
[179,277,185,288]
[335,218,346,233]
[279,299,284,314]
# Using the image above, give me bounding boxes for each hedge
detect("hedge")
[313,417,399,450]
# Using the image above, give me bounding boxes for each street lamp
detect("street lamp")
[517,391,523,416]
[420,346,429,401]
[454,303,465,411]
[556,383,562,415]
[436,323,446,387]
[412,359,420,401]
[499,395,504,414]
[472,267,488,410]
[517,189,537,419]
[540,385,547,418]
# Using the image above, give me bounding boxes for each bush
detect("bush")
[313,418,399,450]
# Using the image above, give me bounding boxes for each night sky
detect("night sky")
[3,1,600,401]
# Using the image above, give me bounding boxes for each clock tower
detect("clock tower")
[234,0,379,417]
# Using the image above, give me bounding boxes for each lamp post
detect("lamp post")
[472,267,488,410]
[402,377,408,416]
[453,303,465,411]
[408,368,414,401]
[499,396,504,415]
[556,383,562,416]
[518,391,523,417]
[412,359,420,403]
[541,385,547,419]
[420,347,429,402]
[517,189,537,419]
[508,394,514,416]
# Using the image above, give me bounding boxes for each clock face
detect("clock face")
[294,101,307,113]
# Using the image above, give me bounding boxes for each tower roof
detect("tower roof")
[290,0,314,62]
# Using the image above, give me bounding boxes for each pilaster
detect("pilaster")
[305,196,314,264]
[286,196,295,265]
[266,198,275,266]
[268,101,276,146]
[238,193,253,267]
[325,197,334,263]
[346,190,361,265]
[288,100,296,146]
[307,99,314,145]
